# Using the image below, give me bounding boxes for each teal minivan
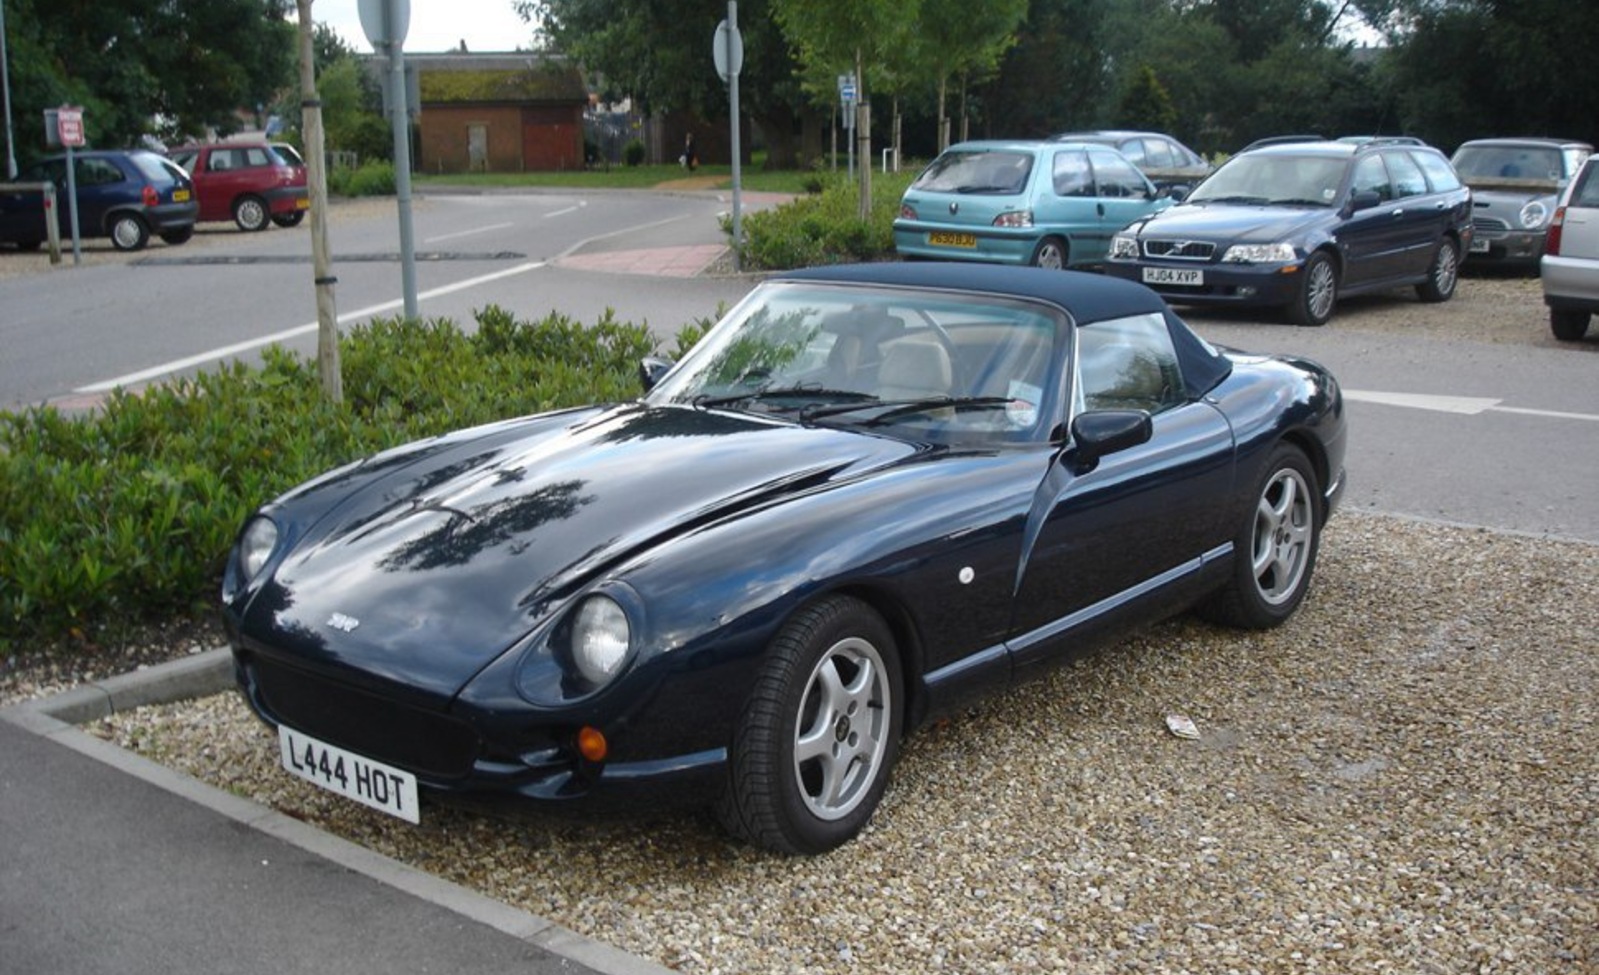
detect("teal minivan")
[894,140,1175,269]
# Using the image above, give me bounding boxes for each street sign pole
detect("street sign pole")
[715,5,744,273]
[361,0,418,320]
[50,106,85,265]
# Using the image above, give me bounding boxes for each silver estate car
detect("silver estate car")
[1451,138,1593,268]
[1541,155,1599,341]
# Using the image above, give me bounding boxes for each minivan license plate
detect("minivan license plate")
[278,725,420,823]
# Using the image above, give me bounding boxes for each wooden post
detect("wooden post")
[295,0,341,403]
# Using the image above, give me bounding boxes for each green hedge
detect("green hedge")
[0,307,698,654]
[731,169,915,270]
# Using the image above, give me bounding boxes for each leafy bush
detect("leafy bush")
[623,139,646,167]
[732,169,914,270]
[0,308,697,653]
[329,160,397,196]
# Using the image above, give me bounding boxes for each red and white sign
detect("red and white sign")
[56,107,85,148]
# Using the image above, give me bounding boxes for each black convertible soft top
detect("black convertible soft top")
[778,263,1232,397]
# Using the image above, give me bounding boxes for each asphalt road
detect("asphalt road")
[2,188,1596,543]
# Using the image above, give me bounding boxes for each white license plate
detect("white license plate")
[1469,238,1490,253]
[1143,267,1204,286]
[278,725,420,823]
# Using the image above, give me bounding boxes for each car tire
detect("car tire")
[1030,237,1068,270]
[716,595,903,855]
[233,196,270,232]
[159,226,194,246]
[1197,444,1322,630]
[108,213,149,252]
[271,211,306,228]
[1550,308,1591,341]
[1415,238,1459,303]
[1286,251,1337,326]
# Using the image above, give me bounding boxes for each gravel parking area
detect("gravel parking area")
[93,513,1597,975]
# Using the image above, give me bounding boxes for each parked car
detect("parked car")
[1449,137,1594,268]
[1541,154,1599,341]
[223,261,1347,854]
[1052,129,1211,192]
[0,149,197,251]
[1104,138,1472,325]
[167,142,309,231]
[894,140,1175,269]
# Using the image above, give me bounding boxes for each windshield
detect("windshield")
[1189,154,1348,206]
[911,150,1034,195]
[647,282,1065,442]
[1451,145,1566,181]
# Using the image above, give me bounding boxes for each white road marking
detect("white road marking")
[1345,389,1599,423]
[76,261,547,393]
[423,222,513,243]
[545,204,584,218]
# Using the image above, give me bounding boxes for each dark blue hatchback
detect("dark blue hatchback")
[1104,139,1472,325]
[0,149,199,251]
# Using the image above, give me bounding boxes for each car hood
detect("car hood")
[244,404,919,702]
[1127,202,1329,244]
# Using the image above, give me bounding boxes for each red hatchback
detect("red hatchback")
[168,143,309,231]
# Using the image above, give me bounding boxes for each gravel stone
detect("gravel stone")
[92,514,1598,975]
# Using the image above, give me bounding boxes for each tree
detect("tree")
[1119,66,1178,134]
[915,0,1027,150]
[1374,0,1598,149]
[520,0,817,169]
[3,0,296,159]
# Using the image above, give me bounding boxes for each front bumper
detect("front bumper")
[1103,259,1306,309]
[1466,227,1545,265]
[232,645,726,813]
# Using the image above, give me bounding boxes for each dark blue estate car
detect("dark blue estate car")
[225,263,1346,854]
[1105,139,1472,325]
[0,149,198,251]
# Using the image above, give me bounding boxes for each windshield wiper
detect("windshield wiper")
[693,385,877,411]
[1268,197,1331,207]
[1195,194,1270,205]
[804,395,1014,426]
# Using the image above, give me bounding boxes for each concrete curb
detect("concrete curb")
[2,648,674,975]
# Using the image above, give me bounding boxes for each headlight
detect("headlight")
[1221,242,1297,263]
[1519,201,1549,229]
[570,595,631,688]
[1108,235,1139,259]
[237,516,279,583]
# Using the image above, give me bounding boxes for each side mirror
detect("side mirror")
[1348,189,1382,212]
[1065,409,1152,474]
[1160,184,1189,202]
[638,355,674,392]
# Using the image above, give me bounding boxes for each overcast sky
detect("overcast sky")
[311,0,539,54]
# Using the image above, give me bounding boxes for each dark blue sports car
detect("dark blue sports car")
[223,263,1346,854]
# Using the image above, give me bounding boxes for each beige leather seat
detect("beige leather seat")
[879,334,954,400]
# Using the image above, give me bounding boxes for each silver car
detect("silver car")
[1541,155,1599,341]
[1452,138,1593,268]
